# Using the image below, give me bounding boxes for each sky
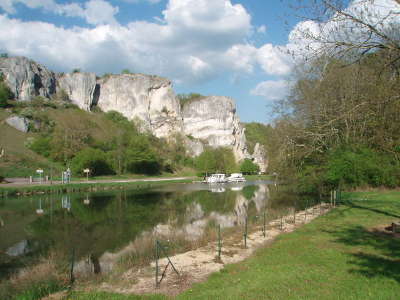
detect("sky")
[0,0,398,123]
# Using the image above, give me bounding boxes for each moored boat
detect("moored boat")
[227,173,246,182]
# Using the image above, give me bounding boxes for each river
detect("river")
[0,180,312,280]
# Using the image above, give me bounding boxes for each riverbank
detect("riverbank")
[68,190,400,299]
[0,174,272,197]
[0,176,196,197]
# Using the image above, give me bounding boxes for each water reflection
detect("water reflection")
[0,181,273,278]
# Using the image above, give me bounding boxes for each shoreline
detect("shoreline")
[81,203,332,297]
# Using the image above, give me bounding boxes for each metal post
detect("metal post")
[262,210,266,237]
[243,217,248,248]
[70,248,75,286]
[304,201,307,222]
[218,224,222,259]
[293,208,296,224]
[155,240,159,288]
[334,190,337,207]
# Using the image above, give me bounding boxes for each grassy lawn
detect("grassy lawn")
[70,190,400,300]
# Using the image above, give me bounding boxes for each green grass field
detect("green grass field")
[68,190,400,300]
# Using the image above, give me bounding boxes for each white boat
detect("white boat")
[227,173,246,182]
[205,174,227,183]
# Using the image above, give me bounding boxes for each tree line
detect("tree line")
[266,0,400,193]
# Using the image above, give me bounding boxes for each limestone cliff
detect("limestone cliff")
[251,143,268,173]
[96,74,182,138]
[182,96,250,161]
[57,72,97,111]
[0,56,268,170]
[0,56,56,101]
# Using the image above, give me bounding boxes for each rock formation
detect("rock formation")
[57,72,97,111]
[5,116,29,132]
[0,56,55,101]
[96,74,182,138]
[182,96,250,161]
[251,143,268,173]
[0,56,268,170]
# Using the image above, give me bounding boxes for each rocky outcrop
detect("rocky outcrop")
[0,56,268,171]
[0,57,55,101]
[182,96,250,161]
[251,143,268,173]
[96,74,182,138]
[57,72,97,111]
[5,116,29,132]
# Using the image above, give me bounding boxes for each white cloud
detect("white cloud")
[122,0,162,3]
[257,44,292,76]
[0,0,119,25]
[251,80,289,101]
[286,0,400,60]
[0,0,300,84]
[257,25,266,34]
[0,0,261,83]
[84,0,119,25]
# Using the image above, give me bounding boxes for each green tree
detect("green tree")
[125,135,161,174]
[194,147,237,175]
[0,73,12,107]
[71,147,114,176]
[28,136,52,157]
[121,69,132,74]
[240,159,260,175]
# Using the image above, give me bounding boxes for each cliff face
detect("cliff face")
[0,56,267,170]
[96,74,182,138]
[57,72,97,111]
[0,56,56,101]
[182,96,250,161]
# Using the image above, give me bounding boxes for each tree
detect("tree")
[121,69,132,74]
[240,159,260,175]
[125,135,161,174]
[0,73,13,107]
[288,0,400,67]
[194,147,238,175]
[71,147,114,176]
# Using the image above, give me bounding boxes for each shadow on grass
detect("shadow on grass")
[341,200,400,219]
[324,225,400,282]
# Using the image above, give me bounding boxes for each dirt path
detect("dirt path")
[94,204,331,297]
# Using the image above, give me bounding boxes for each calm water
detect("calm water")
[0,180,309,278]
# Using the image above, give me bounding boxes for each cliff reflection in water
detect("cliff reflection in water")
[0,181,271,277]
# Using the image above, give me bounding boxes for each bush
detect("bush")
[28,136,52,157]
[195,147,238,175]
[125,136,161,175]
[71,148,114,176]
[0,73,13,107]
[326,147,399,188]
[240,159,260,175]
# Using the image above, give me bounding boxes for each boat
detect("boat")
[227,173,246,182]
[205,173,227,183]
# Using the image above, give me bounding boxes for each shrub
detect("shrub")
[71,148,114,176]
[28,136,52,157]
[0,73,13,107]
[240,159,260,175]
[325,146,399,188]
[195,147,238,175]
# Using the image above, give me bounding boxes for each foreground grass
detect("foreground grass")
[71,190,400,300]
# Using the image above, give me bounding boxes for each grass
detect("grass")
[0,178,196,197]
[69,190,400,300]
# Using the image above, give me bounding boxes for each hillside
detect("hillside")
[0,56,268,178]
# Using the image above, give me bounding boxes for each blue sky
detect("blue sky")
[1,0,394,123]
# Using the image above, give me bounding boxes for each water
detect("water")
[0,180,309,279]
